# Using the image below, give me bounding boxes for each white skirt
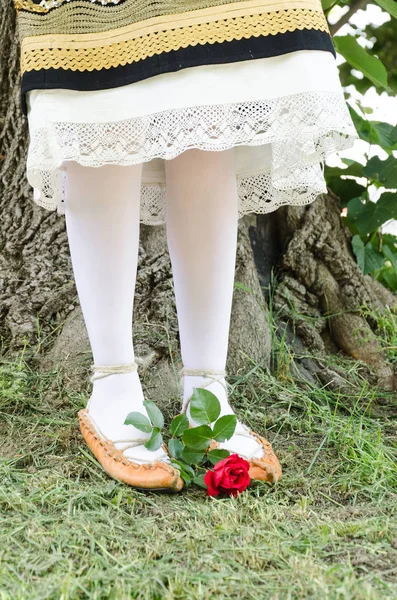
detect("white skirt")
[26,49,358,225]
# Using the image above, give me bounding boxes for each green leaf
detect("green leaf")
[193,473,207,489]
[182,425,213,450]
[321,0,337,11]
[144,428,163,451]
[168,438,184,460]
[363,245,384,274]
[212,415,237,442]
[352,235,366,272]
[374,0,397,19]
[207,449,230,465]
[383,244,397,275]
[325,161,364,180]
[347,106,379,146]
[181,448,205,464]
[371,121,397,152]
[180,472,193,485]
[169,413,190,437]
[333,36,388,90]
[347,194,397,236]
[143,400,164,430]
[381,233,397,247]
[362,156,397,189]
[176,461,195,479]
[124,412,153,434]
[381,268,397,292]
[190,388,221,425]
[346,105,397,152]
[171,459,195,484]
[326,175,366,207]
[352,235,385,275]
[364,243,385,275]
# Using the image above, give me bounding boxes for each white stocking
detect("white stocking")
[64,161,168,463]
[165,148,263,459]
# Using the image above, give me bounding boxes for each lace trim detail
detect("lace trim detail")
[20,8,329,73]
[26,91,358,224]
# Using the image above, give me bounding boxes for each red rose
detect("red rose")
[204,453,251,497]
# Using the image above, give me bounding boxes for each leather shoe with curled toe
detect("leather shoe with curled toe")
[78,409,184,491]
[208,422,282,483]
[79,362,184,492]
[180,367,282,484]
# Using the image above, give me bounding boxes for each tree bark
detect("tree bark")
[1,2,396,405]
[257,195,397,392]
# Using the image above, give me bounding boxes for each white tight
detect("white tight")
[165,148,238,372]
[64,149,260,458]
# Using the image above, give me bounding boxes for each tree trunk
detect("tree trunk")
[1,3,396,405]
[253,196,397,392]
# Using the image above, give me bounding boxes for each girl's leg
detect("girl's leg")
[165,148,262,457]
[64,161,165,461]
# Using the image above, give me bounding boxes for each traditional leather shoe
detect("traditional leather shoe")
[78,362,184,492]
[208,429,282,483]
[180,367,282,483]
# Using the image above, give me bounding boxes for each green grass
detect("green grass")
[0,329,396,599]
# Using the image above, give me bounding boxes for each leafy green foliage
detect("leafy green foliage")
[143,400,164,429]
[192,473,207,488]
[334,35,388,90]
[169,413,189,437]
[170,460,195,485]
[346,194,397,236]
[322,3,397,293]
[212,415,237,442]
[321,0,338,11]
[189,388,221,425]
[168,438,184,459]
[124,411,152,433]
[181,448,205,464]
[352,235,385,275]
[125,386,238,486]
[337,15,397,95]
[144,427,163,451]
[326,172,367,207]
[325,136,397,292]
[365,18,397,94]
[345,189,397,292]
[374,233,397,291]
[182,425,213,450]
[374,0,397,22]
[208,449,230,465]
[362,156,397,189]
[348,106,397,151]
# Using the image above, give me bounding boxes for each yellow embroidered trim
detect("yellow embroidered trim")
[14,0,49,14]
[21,9,329,73]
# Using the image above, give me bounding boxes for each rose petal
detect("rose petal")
[213,469,225,487]
[204,469,220,497]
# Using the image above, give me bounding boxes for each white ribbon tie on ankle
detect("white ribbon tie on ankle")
[87,361,171,465]
[90,362,138,383]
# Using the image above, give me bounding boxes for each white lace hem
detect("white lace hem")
[26,91,358,224]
